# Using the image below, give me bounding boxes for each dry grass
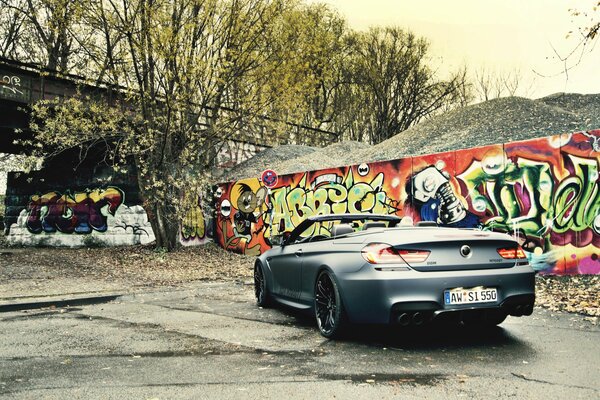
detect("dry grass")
[0,243,254,288]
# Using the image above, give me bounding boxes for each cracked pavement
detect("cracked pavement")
[0,282,598,399]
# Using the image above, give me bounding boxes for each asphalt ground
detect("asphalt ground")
[0,282,598,399]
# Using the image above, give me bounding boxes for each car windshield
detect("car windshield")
[292,220,333,243]
[293,219,388,243]
[286,215,399,245]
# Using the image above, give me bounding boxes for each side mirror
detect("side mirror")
[270,235,283,247]
[270,231,291,247]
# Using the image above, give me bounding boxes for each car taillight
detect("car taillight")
[497,246,527,259]
[397,249,431,263]
[361,243,404,264]
[361,243,430,264]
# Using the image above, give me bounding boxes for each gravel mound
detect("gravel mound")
[228,94,600,179]
[269,141,371,176]
[358,96,600,162]
[538,93,600,121]
[224,144,316,181]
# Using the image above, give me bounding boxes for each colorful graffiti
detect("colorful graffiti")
[180,193,211,246]
[215,131,600,275]
[215,161,405,256]
[216,140,268,169]
[26,187,124,234]
[6,185,156,247]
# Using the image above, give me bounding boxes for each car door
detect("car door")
[267,242,303,299]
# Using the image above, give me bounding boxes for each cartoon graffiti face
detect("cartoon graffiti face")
[357,163,369,176]
[237,185,258,213]
[228,182,269,237]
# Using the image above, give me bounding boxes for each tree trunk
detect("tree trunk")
[136,160,180,251]
[151,202,179,251]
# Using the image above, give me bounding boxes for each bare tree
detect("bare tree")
[0,0,28,59]
[348,27,470,144]
[473,67,534,102]
[534,2,599,81]
[0,0,91,73]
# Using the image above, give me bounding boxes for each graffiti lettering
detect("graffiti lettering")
[270,170,397,237]
[181,204,206,241]
[26,187,124,234]
[553,155,599,235]
[216,140,267,169]
[1,75,24,95]
[457,154,554,246]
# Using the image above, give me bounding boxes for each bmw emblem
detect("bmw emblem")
[460,245,472,258]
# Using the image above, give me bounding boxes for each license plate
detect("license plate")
[444,287,497,305]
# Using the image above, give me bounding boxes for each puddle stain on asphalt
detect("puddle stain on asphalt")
[319,372,447,386]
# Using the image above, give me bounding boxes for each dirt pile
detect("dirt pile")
[269,141,370,176]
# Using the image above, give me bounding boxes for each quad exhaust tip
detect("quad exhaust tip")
[396,312,427,326]
[397,313,411,326]
[412,312,425,326]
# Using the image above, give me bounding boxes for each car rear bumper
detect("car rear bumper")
[336,263,536,324]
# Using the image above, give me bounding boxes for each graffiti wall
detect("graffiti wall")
[4,165,156,247]
[214,131,600,275]
[179,192,212,247]
[3,163,214,247]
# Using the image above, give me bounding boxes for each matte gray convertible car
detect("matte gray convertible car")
[254,214,535,338]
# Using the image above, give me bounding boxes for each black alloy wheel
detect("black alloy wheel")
[314,270,345,338]
[254,263,270,307]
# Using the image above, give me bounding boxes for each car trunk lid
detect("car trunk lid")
[390,229,520,271]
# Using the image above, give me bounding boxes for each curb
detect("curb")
[0,294,122,313]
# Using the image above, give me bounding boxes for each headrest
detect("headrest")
[399,216,414,226]
[332,224,354,237]
[416,221,438,227]
[362,221,386,230]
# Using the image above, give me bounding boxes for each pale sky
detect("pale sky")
[308,0,600,99]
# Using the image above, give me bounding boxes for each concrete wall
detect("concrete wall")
[214,131,600,275]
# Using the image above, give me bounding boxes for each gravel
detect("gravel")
[538,92,600,122]
[223,144,316,181]
[225,94,600,178]
[359,95,600,162]
[268,140,371,176]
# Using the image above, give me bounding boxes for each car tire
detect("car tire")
[254,262,272,307]
[314,270,346,339]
